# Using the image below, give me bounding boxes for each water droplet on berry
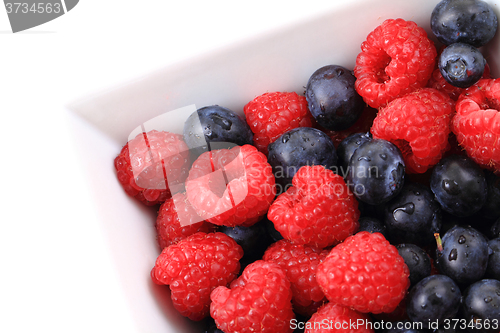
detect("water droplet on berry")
[442,179,461,195]
[379,153,387,160]
[421,303,427,309]
[393,203,415,222]
[282,134,290,143]
[458,235,466,244]
[449,248,458,261]
[358,156,371,162]
[485,296,493,303]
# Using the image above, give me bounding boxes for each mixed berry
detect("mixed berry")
[113,0,500,332]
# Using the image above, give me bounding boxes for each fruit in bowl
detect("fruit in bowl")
[103,0,500,332]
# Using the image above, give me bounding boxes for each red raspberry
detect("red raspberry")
[304,303,374,333]
[210,260,295,333]
[452,78,500,171]
[244,91,313,154]
[354,18,437,108]
[427,63,491,101]
[267,165,359,249]
[155,192,216,250]
[263,240,329,316]
[186,144,276,227]
[150,232,242,321]
[114,130,190,206]
[371,88,455,173]
[316,231,410,314]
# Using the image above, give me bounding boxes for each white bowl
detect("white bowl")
[66,0,500,331]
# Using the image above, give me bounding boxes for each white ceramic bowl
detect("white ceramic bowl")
[66,0,500,331]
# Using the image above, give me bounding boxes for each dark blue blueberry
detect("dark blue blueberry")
[462,279,500,333]
[397,244,432,287]
[430,155,487,217]
[479,171,500,220]
[358,216,388,238]
[438,43,486,88]
[267,127,337,194]
[219,219,272,272]
[490,217,500,239]
[435,225,489,287]
[183,105,253,159]
[305,65,365,131]
[336,132,373,176]
[345,139,405,205]
[406,275,462,329]
[384,183,442,246]
[431,0,498,48]
[485,238,500,280]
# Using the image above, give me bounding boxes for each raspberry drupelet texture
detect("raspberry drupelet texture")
[210,260,295,333]
[452,78,500,171]
[155,192,216,250]
[151,232,243,321]
[354,18,437,109]
[370,88,455,173]
[304,302,375,333]
[263,240,329,316]
[244,91,313,155]
[267,165,359,249]
[316,231,410,314]
[114,130,190,206]
[185,144,276,227]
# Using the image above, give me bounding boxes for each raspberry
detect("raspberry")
[114,130,190,206]
[354,18,437,108]
[370,88,455,173]
[210,260,294,333]
[150,232,242,321]
[263,240,329,316]
[304,303,374,333]
[186,144,276,227]
[155,192,216,250]
[244,91,313,155]
[267,165,359,249]
[452,78,500,171]
[316,231,410,314]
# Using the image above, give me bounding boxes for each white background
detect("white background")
[0,1,341,332]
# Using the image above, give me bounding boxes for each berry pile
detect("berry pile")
[113,1,500,332]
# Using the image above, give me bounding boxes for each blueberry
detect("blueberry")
[397,244,432,287]
[462,279,500,333]
[438,43,486,88]
[479,171,500,220]
[406,274,462,329]
[435,225,489,287]
[345,139,405,205]
[357,216,388,238]
[384,183,442,245]
[490,218,500,239]
[183,105,253,159]
[430,155,487,217]
[219,219,272,272]
[431,0,498,48]
[485,238,500,280]
[336,132,373,176]
[267,127,337,193]
[263,216,284,243]
[305,65,365,131]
